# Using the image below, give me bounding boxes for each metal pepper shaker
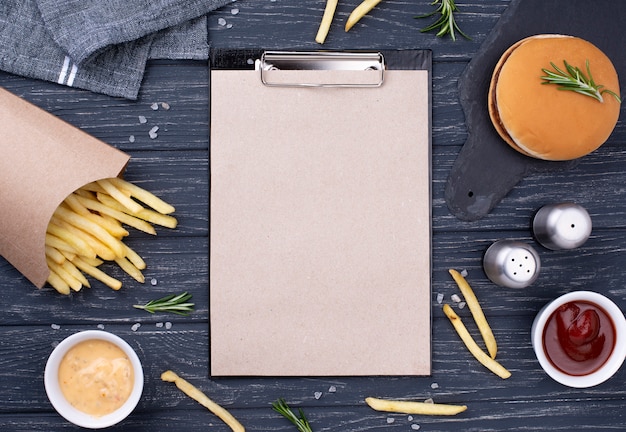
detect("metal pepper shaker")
[483,240,541,288]
[532,203,592,250]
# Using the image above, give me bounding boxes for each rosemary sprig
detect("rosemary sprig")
[415,0,470,41]
[133,292,194,316]
[272,398,313,432]
[541,59,622,104]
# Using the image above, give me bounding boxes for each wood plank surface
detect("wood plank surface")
[1,0,626,430]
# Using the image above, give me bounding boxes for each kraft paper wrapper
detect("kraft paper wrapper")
[0,87,130,287]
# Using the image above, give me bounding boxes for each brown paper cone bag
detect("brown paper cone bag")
[0,87,129,287]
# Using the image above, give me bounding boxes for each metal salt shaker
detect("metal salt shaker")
[532,203,592,250]
[483,240,541,288]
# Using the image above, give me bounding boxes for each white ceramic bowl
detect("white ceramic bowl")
[44,330,144,429]
[532,291,626,388]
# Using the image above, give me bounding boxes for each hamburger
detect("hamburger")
[488,35,621,161]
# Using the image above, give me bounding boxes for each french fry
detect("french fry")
[443,304,511,379]
[315,0,339,44]
[449,269,497,359]
[45,233,78,255]
[72,256,122,291]
[53,206,125,257]
[97,179,144,214]
[46,258,82,292]
[46,222,97,259]
[47,269,71,295]
[45,246,66,265]
[161,370,245,432]
[123,243,146,271]
[60,260,90,288]
[109,177,175,214]
[135,208,178,229]
[365,396,467,416]
[345,0,383,32]
[75,194,156,235]
[51,217,117,261]
[114,257,145,283]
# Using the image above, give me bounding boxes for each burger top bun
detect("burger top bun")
[488,35,621,161]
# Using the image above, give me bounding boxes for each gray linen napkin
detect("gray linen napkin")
[0,0,231,99]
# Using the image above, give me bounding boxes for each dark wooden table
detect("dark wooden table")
[2,1,625,430]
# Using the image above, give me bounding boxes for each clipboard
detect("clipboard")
[209,48,432,377]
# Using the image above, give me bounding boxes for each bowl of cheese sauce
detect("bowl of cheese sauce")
[45,330,143,428]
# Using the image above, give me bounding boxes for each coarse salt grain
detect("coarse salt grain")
[151,102,159,110]
[431,382,439,389]
[161,102,170,110]
[131,323,141,331]
[411,424,421,430]
[51,324,60,330]
[328,385,336,393]
[461,269,468,277]
[231,8,239,14]
[138,115,147,124]
[156,322,164,328]
[386,417,395,424]
[150,278,158,286]
[451,294,461,303]
[314,392,323,400]
[424,398,434,404]
[97,324,105,330]
[458,301,467,309]
[129,135,135,143]
[436,293,444,304]
[218,17,227,26]
[149,126,159,139]
[165,322,172,330]
[407,415,413,421]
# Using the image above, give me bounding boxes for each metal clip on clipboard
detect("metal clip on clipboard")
[259,51,385,88]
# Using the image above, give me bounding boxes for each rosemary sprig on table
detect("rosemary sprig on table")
[415,0,470,41]
[541,59,622,104]
[272,398,314,432]
[133,292,194,316]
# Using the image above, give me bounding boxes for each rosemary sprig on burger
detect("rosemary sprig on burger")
[541,59,622,103]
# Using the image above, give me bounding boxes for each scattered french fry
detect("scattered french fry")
[449,269,497,359]
[443,304,511,379]
[161,370,245,432]
[44,178,177,294]
[345,0,383,32]
[315,0,339,44]
[365,397,467,416]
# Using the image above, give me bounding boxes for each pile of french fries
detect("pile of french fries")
[45,178,177,295]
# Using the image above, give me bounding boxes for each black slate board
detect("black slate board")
[445,0,626,221]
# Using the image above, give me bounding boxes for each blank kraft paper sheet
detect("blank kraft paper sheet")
[210,63,431,376]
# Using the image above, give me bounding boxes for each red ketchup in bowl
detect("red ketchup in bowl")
[543,301,616,376]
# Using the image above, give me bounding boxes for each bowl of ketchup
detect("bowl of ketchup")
[532,291,626,387]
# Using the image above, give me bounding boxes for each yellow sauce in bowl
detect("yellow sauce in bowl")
[58,339,134,417]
